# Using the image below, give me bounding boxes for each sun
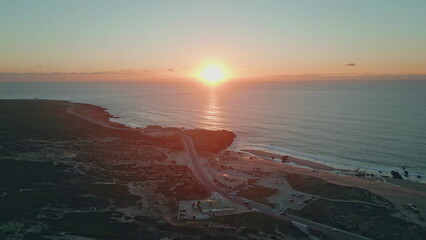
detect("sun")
[199,65,226,85]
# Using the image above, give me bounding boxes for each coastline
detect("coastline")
[23,99,426,187]
[2,81,425,186]
[97,99,425,182]
[241,148,426,183]
[67,102,135,130]
[241,149,338,171]
[237,146,426,183]
[2,99,425,240]
[64,98,426,187]
[74,98,426,209]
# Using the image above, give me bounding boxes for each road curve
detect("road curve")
[179,133,373,240]
[64,105,371,240]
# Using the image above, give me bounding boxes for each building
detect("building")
[197,197,234,213]
[194,214,210,220]
[178,195,240,220]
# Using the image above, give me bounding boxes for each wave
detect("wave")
[236,144,426,179]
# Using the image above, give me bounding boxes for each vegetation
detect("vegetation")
[236,185,277,207]
[184,129,236,153]
[287,199,425,240]
[0,100,213,239]
[285,173,392,206]
[214,212,309,239]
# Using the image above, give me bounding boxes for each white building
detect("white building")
[198,197,234,213]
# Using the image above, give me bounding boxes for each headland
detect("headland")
[0,99,424,240]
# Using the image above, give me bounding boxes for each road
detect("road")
[66,104,136,131]
[179,133,373,240]
[65,105,371,240]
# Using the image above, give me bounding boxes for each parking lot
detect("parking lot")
[275,191,318,211]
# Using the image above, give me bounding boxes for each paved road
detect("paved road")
[65,106,372,240]
[179,133,373,240]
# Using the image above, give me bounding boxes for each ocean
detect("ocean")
[1,80,425,178]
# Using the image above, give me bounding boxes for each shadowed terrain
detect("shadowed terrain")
[0,100,308,240]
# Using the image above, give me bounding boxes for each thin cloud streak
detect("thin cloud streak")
[234,74,426,82]
[0,69,185,81]
[1,71,425,82]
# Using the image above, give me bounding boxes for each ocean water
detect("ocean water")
[1,81,425,177]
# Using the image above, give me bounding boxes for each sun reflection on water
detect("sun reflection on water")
[201,90,222,130]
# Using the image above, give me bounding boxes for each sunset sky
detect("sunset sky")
[1,0,426,81]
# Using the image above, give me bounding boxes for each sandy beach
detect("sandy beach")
[239,149,426,214]
[2,99,425,240]
[69,100,426,229]
[200,147,426,229]
[68,100,426,226]
[242,149,338,171]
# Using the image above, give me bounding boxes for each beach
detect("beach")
[3,1,426,239]
[238,149,426,220]
[1,99,425,240]
[2,81,425,179]
[241,149,338,171]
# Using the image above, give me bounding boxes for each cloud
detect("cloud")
[0,71,114,76]
[0,69,185,81]
[234,73,426,82]
[345,63,356,67]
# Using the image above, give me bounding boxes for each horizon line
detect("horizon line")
[1,72,426,82]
